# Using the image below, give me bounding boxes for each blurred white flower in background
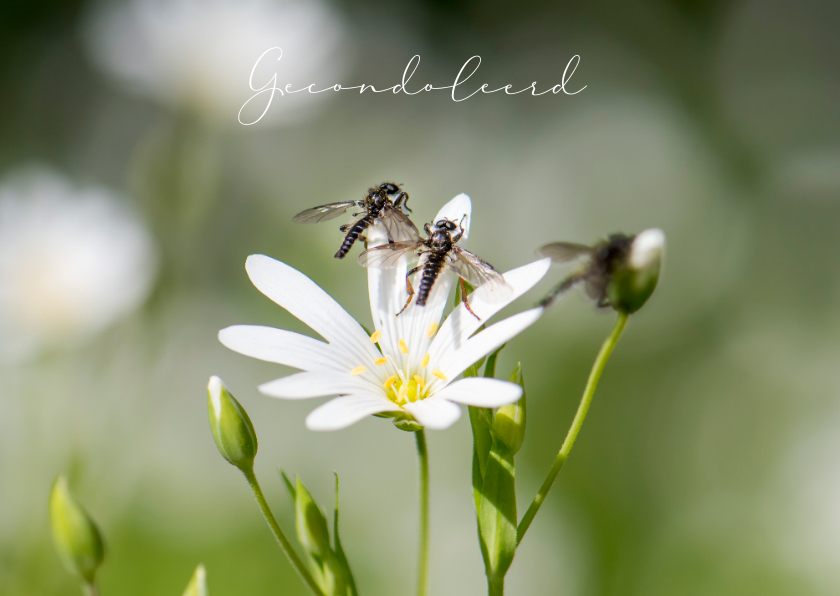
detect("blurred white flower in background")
[0,167,157,361]
[82,0,349,127]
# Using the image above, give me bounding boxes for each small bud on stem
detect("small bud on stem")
[207,376,258,472]
[608,228,664,314]
[49,476,105,585]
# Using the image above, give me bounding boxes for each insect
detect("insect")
[292,182,419,259]
[358,216,511,321]
[537,234,634,308]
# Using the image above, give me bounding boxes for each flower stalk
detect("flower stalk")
[415,429,430,596]
[517,311,628,545]
[243,469,327,596]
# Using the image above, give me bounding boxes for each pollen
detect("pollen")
[413,375,426,389]
[370,330,382,343]
[383,375,397,389]
[399,339,408,354]
[373,357,388,366]
[426,322,438,338]
[432,369,447,380]
[420,353,430,368]
[350,366,367,376]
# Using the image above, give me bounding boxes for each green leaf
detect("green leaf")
[279,469,296,501]
[332,474,358,596]
[476,438,518,581]
[483,344,506,379]
[294,478,332,561]
[493,364,526,455]
[469,406,493,483]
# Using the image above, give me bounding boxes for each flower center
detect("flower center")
[361,331,449,408]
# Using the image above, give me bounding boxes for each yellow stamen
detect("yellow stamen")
[432,369,447,380]
[399,339,408,354]
[420,353,430,368]
[370,330,382,343]
[426,322,438,338]
[413,375,426,389]
[383,375,397,389]
[373,357,388,366]
[350,366,367,376]
[397,384,408,403]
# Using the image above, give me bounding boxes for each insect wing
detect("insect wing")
[358,242,421,269]
[538,242,593,263]
[378,204,420,243]
[293,201,358,224]
[450,248,513,301]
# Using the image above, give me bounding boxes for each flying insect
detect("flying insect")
[358,216,510,320]
[293,182,419,259]
[537,233,635,308]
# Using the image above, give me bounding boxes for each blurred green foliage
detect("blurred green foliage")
[2,0,839,595]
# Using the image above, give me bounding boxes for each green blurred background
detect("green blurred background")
[1,0,839,594]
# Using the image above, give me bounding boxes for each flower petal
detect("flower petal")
[305,395,400,431]
[431,377,523,407]
[433,193,472,244]
[246,255,379,365]
[218,325,348,372]
[436,307,544,383]
[431,258,551,361]
[403,398,462,430]
[367,223,409,361]
[258,371,381,399]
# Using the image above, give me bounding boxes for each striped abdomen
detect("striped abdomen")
[335,214,374,259]
[416,253,446,306]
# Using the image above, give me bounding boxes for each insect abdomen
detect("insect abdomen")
[416,254,445,306]
[335,215,373,259]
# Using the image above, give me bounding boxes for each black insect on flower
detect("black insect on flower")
[293,182,419,259]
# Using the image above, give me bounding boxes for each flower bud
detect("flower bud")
[182,564,208,596]
[49,476,105,583]
[492,364,526,455]
[608,228,664,314]
[207,376,258,472]
[393,417,423,432]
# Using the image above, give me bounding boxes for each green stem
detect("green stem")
[243,469,327,596]
[517,312,628,545]
[488,576,505,596]
[82,582,99,596]
[416,429,430,596]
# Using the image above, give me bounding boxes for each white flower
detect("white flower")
[219,194,551,431]
[0,167,157,361]
[82,0,347,126]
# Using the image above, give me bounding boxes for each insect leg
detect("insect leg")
[459,277,481,321]
[394,192,412,213]
[397,266,422,317]
[451,215,467,243]
[539,275,581,308]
